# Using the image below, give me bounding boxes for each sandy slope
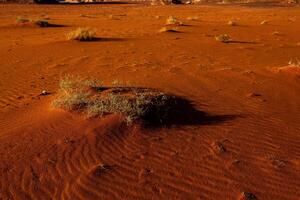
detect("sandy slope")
[0,3,300,200]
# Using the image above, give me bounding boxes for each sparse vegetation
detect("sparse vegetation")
[159,26,178,33]
[16,17,51,27]
[52,75,94,110]
[288,58,300,67]
[287,0,299,4]
[67,27,96,41]
[34,19,50,27]
[80,14,95,18]
[53,76,178,125]
[215,34,231,43]
[166,16,183,26]
[16,17,30,23]
[228,20,237,26]
[112,79,123,86]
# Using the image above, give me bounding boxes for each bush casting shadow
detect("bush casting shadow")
[52,75,238,127]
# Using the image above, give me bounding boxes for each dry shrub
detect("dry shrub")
[52,75,96,110]
[67,27,96,41]
[288,58,300,67]
[16,17,30,23]
[151,0,183,5]
[34,20,50,27]
[166,16,183,26]
[228,20,237,26]
[215,34,231,43]
[16,17,50,27]
[159,27,178,33]
[53,76,178,125]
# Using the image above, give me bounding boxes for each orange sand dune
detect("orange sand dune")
[0,3,300,200]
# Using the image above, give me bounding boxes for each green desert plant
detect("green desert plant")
[67,27,96,41]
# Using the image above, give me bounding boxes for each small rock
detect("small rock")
[239,192,257,200]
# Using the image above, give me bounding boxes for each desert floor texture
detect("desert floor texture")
[0,3,300,200]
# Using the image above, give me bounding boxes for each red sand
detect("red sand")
[0,3,300,200]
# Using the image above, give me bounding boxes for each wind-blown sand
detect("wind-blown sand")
[0,3,300,200]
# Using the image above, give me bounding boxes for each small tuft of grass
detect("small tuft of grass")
[159,26,178,33]
[16,17,51,27]
[228,20,237,26]
[166,16,183,26]
[80,14,95,18]
[287,0,299,4]
[34,19,50,27]
[16,17,30,23]
[52,75,99,110]
[288,58,300,67]
[67,27,96,41]
[215,34,231,43]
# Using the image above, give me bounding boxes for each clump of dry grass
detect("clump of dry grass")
[166,16,183,26]
[52,75,98,110]
[16,17,50,27]
[16,17,30,23]
[287,0,299,4]
[228,20,237,26]
[215,34,231,43]
[53,75,178,125]
[87,92,173,124]
[159,26,178,33]
[34,19,50,27]
[67,27,96,41]
[288,58,300,67]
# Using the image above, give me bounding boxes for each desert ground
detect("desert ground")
[0,2,300,200]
